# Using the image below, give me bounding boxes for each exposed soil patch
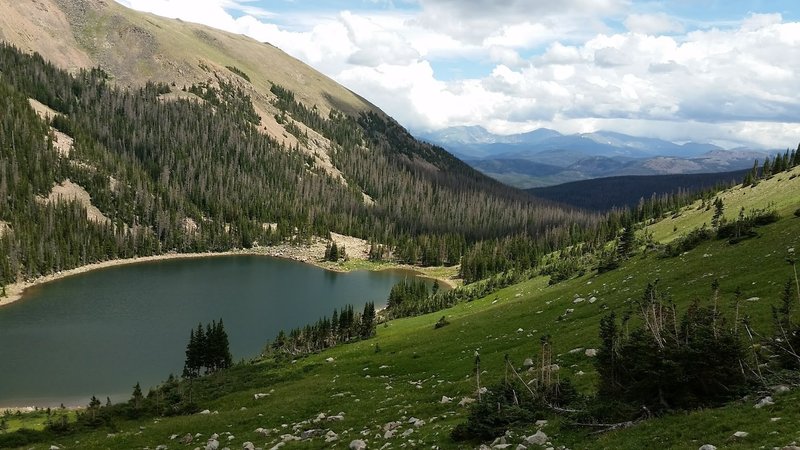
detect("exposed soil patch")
[38,179,111,224]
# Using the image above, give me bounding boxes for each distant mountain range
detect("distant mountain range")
[417,126,771,188]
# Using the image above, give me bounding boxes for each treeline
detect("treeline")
[384,273,522,319]
[0,43,609,290]
[266,302,376,357]
[743,145,800,186]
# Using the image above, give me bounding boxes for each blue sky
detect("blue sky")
[117,0,800,148]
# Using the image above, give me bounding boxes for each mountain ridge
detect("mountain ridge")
[419,126,770,187]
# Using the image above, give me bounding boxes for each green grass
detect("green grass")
[649,166,800,243]
[7,177,800,449]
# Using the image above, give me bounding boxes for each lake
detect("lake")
[0,255,427,407]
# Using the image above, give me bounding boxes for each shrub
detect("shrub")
[451,380,577,442]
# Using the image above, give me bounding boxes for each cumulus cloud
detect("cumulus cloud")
[624,13,684,34]
[113,1,800,149]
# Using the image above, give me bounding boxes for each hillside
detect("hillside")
[4,162,799,450]
[0,21,603,293]
[528,170,747,211]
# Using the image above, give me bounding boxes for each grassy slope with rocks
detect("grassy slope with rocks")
[6,169,800,449]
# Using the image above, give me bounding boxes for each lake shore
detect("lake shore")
[1,237,459,308]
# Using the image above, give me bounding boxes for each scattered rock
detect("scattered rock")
[156,445,167,450]
[269,443,285,450]
[326,357,335,363]
[585,349,598,357]
[205,439,220,450]
[459,397,476,406]
[568,348,584,354]
[349,439,367,450]
[199,409,211,415]
[243,442,255,450]
[384,430,395,439]
[254,393,268,400]
[181,434,194,444]
[523,358,534,368]
[441,395,453,404]
[384,422,401,431]
[573,298,585,304]
[698,445,717,450]
[524,430,548,446]
[535,420,548,427]
[589,296,597,303]
[328,414,345,421]
[516,445,527,450]
[401,429,414,437]
[755,396,774,408]
[774,385,791,394]
[325,430,339,442]
[733,431,749,438]
[254,428,270,437]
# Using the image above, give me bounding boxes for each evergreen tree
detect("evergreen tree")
[130,382,144,410]
[711,198,725,228]
[360,301,376,338]
[617,224,636,258]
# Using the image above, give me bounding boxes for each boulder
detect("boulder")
[243,443,256,450]
[384,430,395,439]
[698,445,717,450]
[524,430,548,446]
[199,409,211,415]
[459,397,476,406]
[441,395,453,404]
[254,393,268,400]
[755,396,774,408]
[732,431,748,438]
[774,385,791,394]
[156,445,167,450]
[523,358,534,368]
[254,428,270,437]
[585,349,598,357]
[205,439,220,450]
[383,421,401,431]
[349,439,367,450]
[181,434,194,444]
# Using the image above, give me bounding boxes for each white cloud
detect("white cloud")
[624,13,684,34]
[113,1,800,149]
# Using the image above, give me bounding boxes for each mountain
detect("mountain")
[420,126,769,187]
[0,1,605,288]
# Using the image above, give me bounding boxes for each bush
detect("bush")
[451,380,577,442]
[434,316,450,329]
[596,286,748,419]
[794,208,800,218]
[661,226,713,257]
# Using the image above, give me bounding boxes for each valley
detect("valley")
[0,0,799,449]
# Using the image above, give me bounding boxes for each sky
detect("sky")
[114,0,800,149]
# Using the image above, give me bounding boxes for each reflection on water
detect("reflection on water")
[0,256,429,406]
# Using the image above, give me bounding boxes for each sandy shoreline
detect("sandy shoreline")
[1,240,458,308]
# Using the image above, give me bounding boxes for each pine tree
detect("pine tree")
[183,327,200,378]
[617,224,636,258]
[130,382,144,410]
[360,301,376,339]
[712,198,725,228]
